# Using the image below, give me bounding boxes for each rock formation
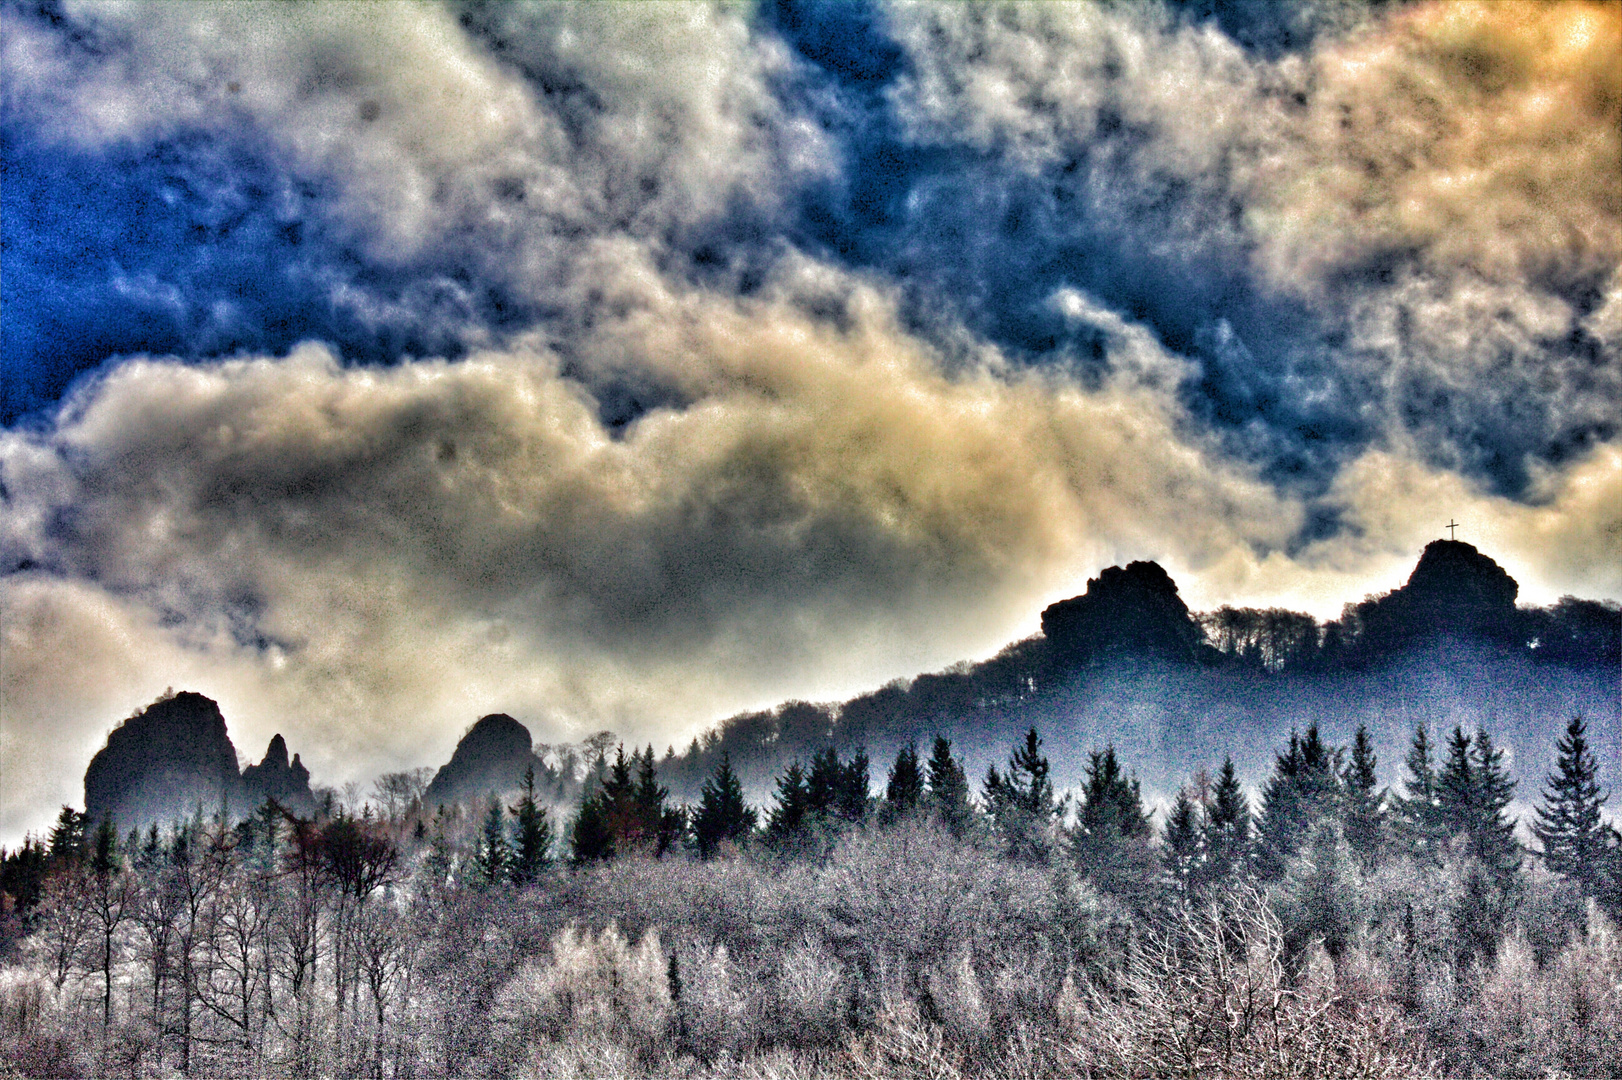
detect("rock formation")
[423,713,544,810]
[241,734,318,817]
[1040,560,1206,669]
[84,691,249,829]
[1343,539,1523,657]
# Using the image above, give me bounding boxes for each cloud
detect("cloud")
[1,261,1308,839]
[881,0,1622,492]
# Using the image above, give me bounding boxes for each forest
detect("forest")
[2,712,1620,1079]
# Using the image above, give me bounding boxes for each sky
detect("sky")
[2,0,1619,845]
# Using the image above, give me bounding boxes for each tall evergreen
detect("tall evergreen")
[806,748,842,818]
[1254,726,1340,879]
[1163,788,1203,898]
[767,762,812,845]
[1468,729,1520,880]
[47,806,89,866]
[983,728,1059,862]
[509,765,553,885]
[1203,757,1251,886]
[1343,725,1385,868]
[692,752,756,858]
[570,784,615,865]
[838,751,871,823]
[1070,746,1153,898]
[1396,724,1446,862]
[1533,716,1609,895]
[925,736,972,837]
[885,743,924,817]
[473,797,512,886]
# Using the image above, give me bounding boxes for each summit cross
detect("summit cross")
[1446,519,1459,541]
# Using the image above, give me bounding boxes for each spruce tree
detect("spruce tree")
[1203,756,1251,885]
[1396,724,1446,861]
[838,751,871,823]
[570,784,615,864]
[924,736,972,836]
[1436,726,1477,841]
[1343,725,1385,868]
[1071,746,1153,898]
[1163,788,1203,898]
[983,728,1058,862]
[1467,729,1520,880]
[509,766,553,885]
[1254,726,1339,879]
[806,748,842,818]
[1533,715,1609,894]
[692,752,756,858]
[767,762,812,846]
[474,797,512,886]
[885,743,924,818]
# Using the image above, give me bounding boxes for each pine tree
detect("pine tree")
[570,784,615,865]
[838,751,870,823]
[1254,726,1340,879]
[885,743,924,818]
[1396,724,1446,861]
[1163,788,1203,898]
[47,806,89,866]
[806,748,842,818]
[1071,746,1153,898]
[473,797,511,886]
[1533,715,1609,894]
[1343,725,1385,868]
[1436,726,1477,841]
[1203,756,1251,886]
[1467,729,1520,880]
[984,728,1058,862]
[925,736,972,836]
[692,752,756,858]
[509,766,553,885]
[767,762,812,846]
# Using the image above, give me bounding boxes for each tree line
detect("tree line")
[1,715,1619,1077]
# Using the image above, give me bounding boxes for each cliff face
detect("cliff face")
[241,734,318,817]
[423,713,544,809]
[1344,540,1524,656]
[84,692,249,829]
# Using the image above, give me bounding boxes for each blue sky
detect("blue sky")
[2,0,1618,842]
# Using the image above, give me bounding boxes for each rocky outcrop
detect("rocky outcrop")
[423,713,544,809]
[1344,540,1523,657]
[84,691,249,829]
[1041,560,1207,669]
[241,734,318,817]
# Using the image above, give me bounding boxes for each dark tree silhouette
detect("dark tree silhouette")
[884,743,924,818]
[692,752,756,858]
[1343,725,1385,868]
[508,766,553,885]
[1202,757,1251,888]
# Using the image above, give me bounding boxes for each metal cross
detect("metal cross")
[1446,519,1459,540]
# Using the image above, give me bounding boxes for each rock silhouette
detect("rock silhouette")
[241,734,318,817]
[423,713,544,809]
[1342,540,1525,658]
[1040,560,1206,669]
[84,691,249,829]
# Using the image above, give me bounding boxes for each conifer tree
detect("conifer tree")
[1071,746,1153,898]
[1533,715,1609,895]
[1468,729,1520,880]
[925,736,972,836]
[1163,788,1203,898]
[1396,724,1446,861]
[1343,725,1385,868]
[838,751,870,823]
[1203,757,1251,885]
[474,797,511,886]
[806,748,842,817]
[47,806,88,866]
[885,743,924,817]
[692,752,756,858]
[1254,726,1339,879]
[984,728,1058,862]
[509,765,553,885]
[767,762,812,846]
[570,784,615,865]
